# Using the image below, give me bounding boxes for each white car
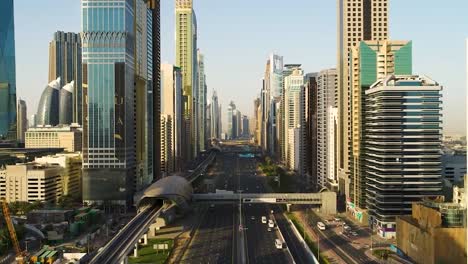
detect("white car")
[261,216,267,223]
[275,239,283,249]
[317,222,326,230]
[268,220,275,228]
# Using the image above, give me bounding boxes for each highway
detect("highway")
[183,146,311,263]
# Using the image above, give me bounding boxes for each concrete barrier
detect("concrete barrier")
[287,218,319,264]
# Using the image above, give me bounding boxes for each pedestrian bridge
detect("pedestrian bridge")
[192,192,336,215]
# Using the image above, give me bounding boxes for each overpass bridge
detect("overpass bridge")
[192,192,336,215]
[89,149,336,264]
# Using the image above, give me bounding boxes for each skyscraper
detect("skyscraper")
[197,50,207,151]
[59,81,74,125]
[0,0,17,140]
[37,77,61,126]
[253,98,261,145]
[227,101,236,139]
[16,99,27,143]
[176,0,198,160]
[210,90,221,139]
[304,73,318,191]
[317,69,339,191]
[81,0,157,205]
[161,64,183,172]
[242,115,250,138]
[48,31,82,124]
[349,40,412,211]
[236,110,242,139]
[365,75,443,238]
[337,0,389,196]
[283,65,305,174]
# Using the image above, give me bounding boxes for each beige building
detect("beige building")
[160,115,173,176]
[337,0,389,196]
[0,163,62,203]
[396,201,466,264]
[35,153,82,199]
[25,124,82,152]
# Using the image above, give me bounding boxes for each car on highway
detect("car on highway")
[351,231,358,236]
[261,216,267,223]
[267,227,272,232]
[275,239,283,249]
[317,221,326,230]
[343,224,351,230]
[334,217,341,222]
[268,219,275,228]
[251,216,255,220]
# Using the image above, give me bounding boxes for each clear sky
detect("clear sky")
[14,0,468,135]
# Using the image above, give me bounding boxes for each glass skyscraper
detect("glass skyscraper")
[0,0,17,139]
[48,31,82,125]
[81,0,157,205]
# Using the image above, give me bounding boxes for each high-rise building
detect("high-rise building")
[29,114,37,128]
[37,77,61,126]
[236,110,242,139]
[197,50,207,151]
[16,99,27,143]
[82,0,158,205]
[176,0,198,160]
[317,69,339,191]
[349,40,412,211]
[161,64,183,172]
[253,98,261,145]
[0,0,17,140]
[210,90,221,139]
[48,31,82,124]
[263,54,284,157]
[59,81,74,125]
[281,64,299,162]
[260,79,268,150]
[337,0,389,197]
[304,73,318,191]
[365,75,443,237]
[227,101,236,139]
[160,114,173,177]
[242,115,250,138]
[283,65,305,174]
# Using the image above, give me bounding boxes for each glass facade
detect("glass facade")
[0,0,17,139]
[36,78,61,126]
[365,75,443,234]
[82,0,137,205]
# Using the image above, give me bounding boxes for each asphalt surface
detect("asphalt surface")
[182,148,303,263]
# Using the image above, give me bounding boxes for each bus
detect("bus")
[317,221,326,230]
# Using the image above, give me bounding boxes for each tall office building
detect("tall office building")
[349,40,412,211]
[253,98,261,145]
[236,110,242,139]
[337,0,389,197]
[365,75,443,238]
[0,0,17,140]
[16,99,27,143]
[59,81,74,125]
[317,69,339,191]
[242,115,250,138]
[48,31,82,124]
[160,115,173,176]
[283,65,305,174]
[197,50,207,151]
[161,64,183,172]
[304,73,318,191]
[263,54,284,157]
[281,64,298,162]
[260,79,268,150]
[210,90,221,139]
[29,114,37,128]
[37,77,61,126]
[227,101,236,139]
[176,0,198,160]
[81,0,158,205]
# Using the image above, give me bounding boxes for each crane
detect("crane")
[1,199,26,264]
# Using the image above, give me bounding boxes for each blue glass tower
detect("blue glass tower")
[0,0,17,139]
[82,0,158,205]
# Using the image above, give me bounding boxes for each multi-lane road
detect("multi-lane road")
[181,147,308,263]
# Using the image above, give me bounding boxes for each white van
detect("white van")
[317,221,326,230]
[261,216,267,224]
[275,239,283,249]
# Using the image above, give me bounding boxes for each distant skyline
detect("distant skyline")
[13,0,468,135]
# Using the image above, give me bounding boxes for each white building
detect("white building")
[0,163,62,203]
[317,69,338,190]
[25,124,82,152]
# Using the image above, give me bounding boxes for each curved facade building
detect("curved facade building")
[59,81,74,125]
[37,77,60,126]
